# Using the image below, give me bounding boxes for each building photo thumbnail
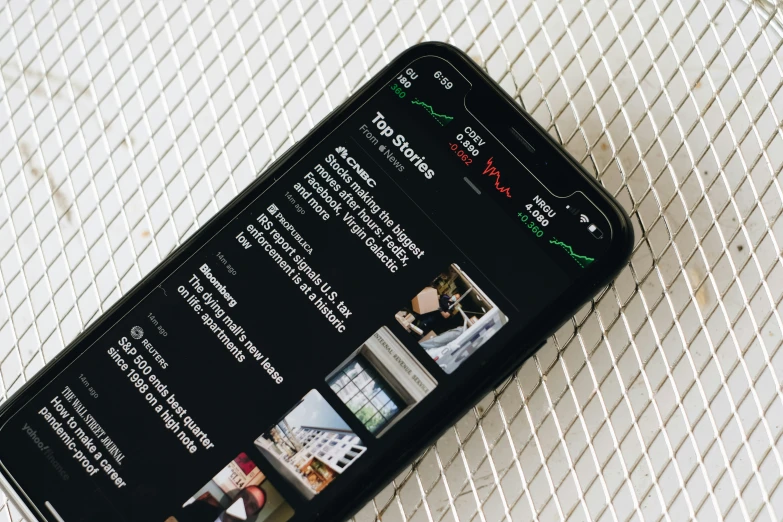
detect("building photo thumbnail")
[395,263,509,374]
[254,390,366,500]
[165,452,294,522]
[327,326,437,436]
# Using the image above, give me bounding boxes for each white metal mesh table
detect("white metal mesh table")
[1,0,783,520]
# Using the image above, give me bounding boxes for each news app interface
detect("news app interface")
[0,55,611,521]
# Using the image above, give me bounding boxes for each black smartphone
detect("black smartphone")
[0,42,632,522]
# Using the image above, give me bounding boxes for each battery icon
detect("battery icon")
[587,223,603,239]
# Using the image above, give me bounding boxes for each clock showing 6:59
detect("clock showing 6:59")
[433,70,453,90]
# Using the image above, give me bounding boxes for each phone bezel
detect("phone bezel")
[0,42,633,521]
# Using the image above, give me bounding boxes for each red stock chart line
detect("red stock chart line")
[482,157,512,198]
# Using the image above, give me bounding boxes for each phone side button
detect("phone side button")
[45,501,66,522]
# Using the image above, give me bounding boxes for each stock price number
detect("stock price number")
[448,142,473,165]
[454,132,480,157]
[390,68,418,98]
[389,83,406,98]
[517,213,545,238]
[434,71,453,89]
[524,203,550,227]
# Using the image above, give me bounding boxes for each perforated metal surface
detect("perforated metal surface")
[1,0,783,520]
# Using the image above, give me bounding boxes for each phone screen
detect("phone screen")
[0,49,620,521]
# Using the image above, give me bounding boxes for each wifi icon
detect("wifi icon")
[579,214,590,224]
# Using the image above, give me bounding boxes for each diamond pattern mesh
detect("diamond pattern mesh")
[1,0,782,520]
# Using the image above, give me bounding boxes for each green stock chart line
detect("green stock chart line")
[411,98,454,126]
[549,238,595,268]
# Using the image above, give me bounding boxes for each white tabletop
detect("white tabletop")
[1,0,782,520]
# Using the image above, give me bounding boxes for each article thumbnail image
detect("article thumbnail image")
[166,452,294,522]
[395,263,509,374]
[254,390,367,500]
[326,326,437,436]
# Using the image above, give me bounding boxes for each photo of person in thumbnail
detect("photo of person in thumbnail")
[254,390,367,500]
[395,263,509,374]
[165,452,294,522]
